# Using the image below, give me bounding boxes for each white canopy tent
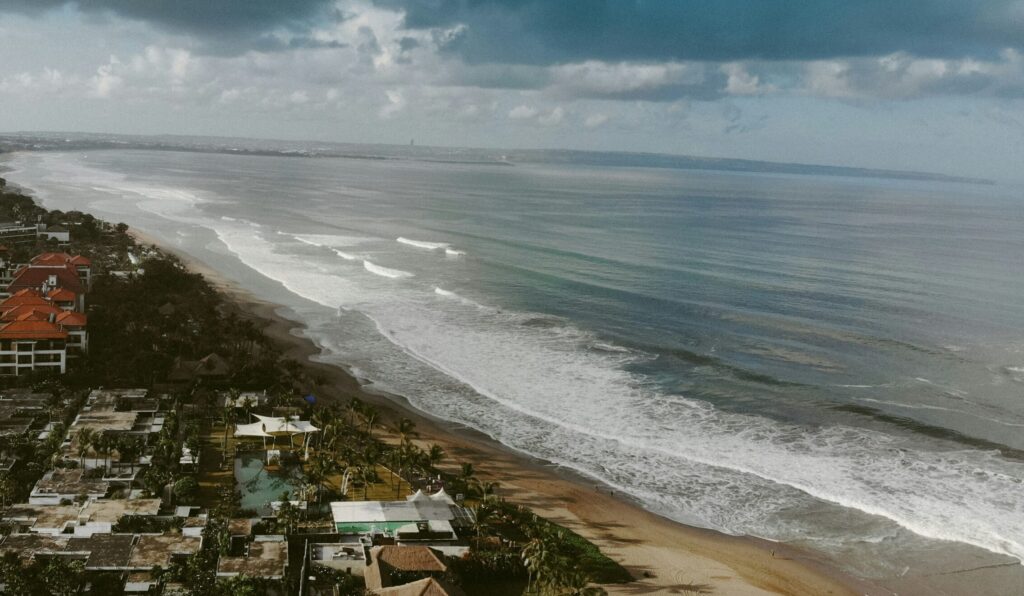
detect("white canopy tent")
[235,415,320,458]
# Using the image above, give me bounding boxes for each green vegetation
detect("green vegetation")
[0,176,631,595]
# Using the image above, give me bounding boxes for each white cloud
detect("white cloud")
[537,106,565,126]
[90,56,123,98]
[379,89,404,118]
[584,113,609,128]
[508,105,538,119]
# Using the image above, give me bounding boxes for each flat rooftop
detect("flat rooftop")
[32,468,109,496]
[128,533,202,569]
[66,533,136,569]
[0,533,68,563]
[217,536,288,579]
[80,498,162,522]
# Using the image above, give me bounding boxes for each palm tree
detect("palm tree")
[0,472,14,514]
[117,436,140,474]
[76,428,95,469]
[362,404,379,438]
[346,397,363,428]
[219,406,236,449]
[458,462,476,497]
[395,418,417,441]
[426,444,445,472]
[94,434,112,473]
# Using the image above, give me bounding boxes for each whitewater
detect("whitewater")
[6,148,1024,588]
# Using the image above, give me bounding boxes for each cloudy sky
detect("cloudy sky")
[1,1,1023,179]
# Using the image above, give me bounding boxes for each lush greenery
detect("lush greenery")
[0,176,630,595]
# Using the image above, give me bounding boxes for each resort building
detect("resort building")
[0,222,69,247]
[0,317,71,376]
[329,490,475,537]
[363,545,462,595]
[0,252,92,376]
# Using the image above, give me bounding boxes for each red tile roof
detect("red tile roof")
[46,288,77,302]
[375,546,448,573]
[0,320,68,340]
[9,264,84,294]
[30,253,74,266]
[30,253,91,268]
[0,291,51,309]
[55,311,87,327]
[3,305,61,321]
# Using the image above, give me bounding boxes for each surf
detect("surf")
[363,260,413,278]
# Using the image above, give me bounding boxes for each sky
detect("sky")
[0,1,1023,180]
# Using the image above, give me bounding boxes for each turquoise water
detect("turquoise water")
[234,452,303,515]
[6,147,1024,589]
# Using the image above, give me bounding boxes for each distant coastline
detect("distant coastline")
[0,131,993,185]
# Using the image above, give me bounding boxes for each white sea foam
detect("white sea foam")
[363,260,413,279]
[10,150,1024,570]
[445,248,466,257]
[397,236,449,250]
[295,233,372,247]
[333,249,357,261]
[434,287,493,311]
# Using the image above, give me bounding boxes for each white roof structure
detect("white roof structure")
[330,499,460,524]
[235,415,320,437]
[429,488,456,504]
[234,421,271,438]
[253,414,320,436]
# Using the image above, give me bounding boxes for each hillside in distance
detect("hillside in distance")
[0,131,992,185]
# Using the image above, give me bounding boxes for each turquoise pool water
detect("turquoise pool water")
[234,451,304,515]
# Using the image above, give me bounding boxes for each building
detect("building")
[0,252,92,376]
[216,534,289,581]
[0,318,70,376]
[329,491,475,536]
[363,546,463,595]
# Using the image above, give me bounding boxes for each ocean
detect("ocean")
[5,147,1024,589]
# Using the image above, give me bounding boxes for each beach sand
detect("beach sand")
[133,228,885,595]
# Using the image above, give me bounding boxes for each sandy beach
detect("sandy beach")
[132,228,884,596]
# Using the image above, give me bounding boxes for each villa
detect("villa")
[329,490,475,537]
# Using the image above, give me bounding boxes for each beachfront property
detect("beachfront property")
[0,221,70,247]
[329,489,475,539]
[0,252,91,375]
[363,545,460,594]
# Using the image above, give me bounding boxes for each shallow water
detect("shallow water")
[234,452,303,515]
[6,148,1024,589]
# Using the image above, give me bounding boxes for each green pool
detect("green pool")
[234,451,304,515]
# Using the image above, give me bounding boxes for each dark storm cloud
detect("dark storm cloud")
[0,0,337,53]
[374,0,1024,64]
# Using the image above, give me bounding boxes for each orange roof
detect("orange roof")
[0,320,67,340]
[9,264,84,294]
[15,311,51,322]
[10,289,44,298]
[374,546,447,573]
[0,292,51,309]
[3,305,61,321]
[30,253,74,266]
[46,288,77,302]
[55,311,87,327]
[69,255,92,266]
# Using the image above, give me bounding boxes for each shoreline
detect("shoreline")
[131,228,883,595]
